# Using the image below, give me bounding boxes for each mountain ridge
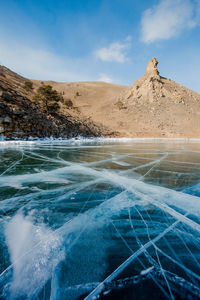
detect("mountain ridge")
[0,58,200,139]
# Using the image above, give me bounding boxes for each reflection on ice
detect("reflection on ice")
[0,139,200,299]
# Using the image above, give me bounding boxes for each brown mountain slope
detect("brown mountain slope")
[31,80,126,124]
[0,66,116,138]
[0,58,200,139]
[84,58,200,138]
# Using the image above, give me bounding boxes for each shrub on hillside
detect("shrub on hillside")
[23,81,33,91]
[33,85,63,113]
[64,98,73,109]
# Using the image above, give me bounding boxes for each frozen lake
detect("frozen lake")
[0,139,200,299]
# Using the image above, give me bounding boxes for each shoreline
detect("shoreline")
[1,136,200,146]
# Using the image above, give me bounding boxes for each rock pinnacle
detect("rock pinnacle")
[146,58,160,77]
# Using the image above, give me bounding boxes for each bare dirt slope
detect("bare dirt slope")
[1,58,200,138]
[34,58,200,138]
[32,80,126,124]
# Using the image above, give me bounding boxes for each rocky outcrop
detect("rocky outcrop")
[146,57,160,77]
[116,59,164,104]
[116,58,196,104]
[108,58,200,137]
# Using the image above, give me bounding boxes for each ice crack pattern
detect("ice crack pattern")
[0,138,200,299]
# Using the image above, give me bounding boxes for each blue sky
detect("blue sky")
[0,0,200,92]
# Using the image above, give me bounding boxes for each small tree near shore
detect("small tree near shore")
[33,85,63,113]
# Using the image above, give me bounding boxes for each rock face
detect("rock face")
[0,87,102,139]
[122,58,164,103]
[146,57,160,76]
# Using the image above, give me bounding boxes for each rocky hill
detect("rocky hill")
[87,58,200,138]
[0,58,200,139]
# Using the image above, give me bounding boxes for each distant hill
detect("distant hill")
[0,58,200,139]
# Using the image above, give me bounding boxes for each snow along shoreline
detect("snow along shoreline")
[0,136,200,146]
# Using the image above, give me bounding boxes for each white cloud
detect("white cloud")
[95,39,131,63]
[0,34,128,84]
[0,34,94,82]
[141,0,199,43]
[0,46,78,81]
[98,73,113,83]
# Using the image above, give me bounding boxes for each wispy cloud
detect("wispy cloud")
[0,33,130,84]
[94,37,131,63]
[141,0,199,43]
[97,73,113,83]
[0,35,95,82]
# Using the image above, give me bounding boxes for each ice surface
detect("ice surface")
[2,214,65,299]
[0,139,200,299]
